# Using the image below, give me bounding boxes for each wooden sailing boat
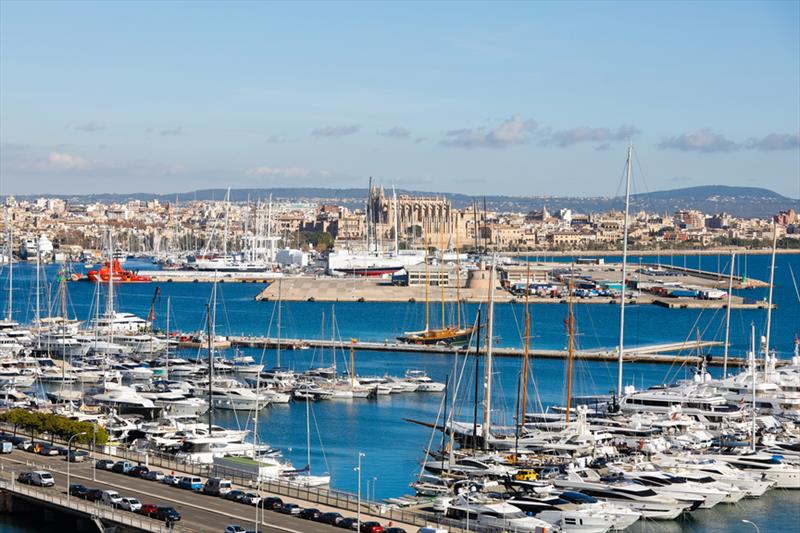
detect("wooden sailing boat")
[398,231,475,346]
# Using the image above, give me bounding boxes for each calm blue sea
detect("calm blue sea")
[1,253,798,532]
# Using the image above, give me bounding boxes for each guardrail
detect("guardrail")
[0,476,172,533]
[0,422,469,533]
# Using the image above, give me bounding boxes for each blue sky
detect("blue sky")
[1,1,798,197]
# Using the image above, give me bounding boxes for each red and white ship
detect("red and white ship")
[87,259,152,283]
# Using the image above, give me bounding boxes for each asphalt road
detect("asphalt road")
[0,448,353,533]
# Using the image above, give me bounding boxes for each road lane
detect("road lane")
[0,449,350,533]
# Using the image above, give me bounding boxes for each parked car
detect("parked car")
[16,440,33,452]
[177,476,203,490]
[299,508,321,520]
[16,472,31,484]
[203,477,232,496]
[384,528,406,533]
[225,526,247,533]
[85,489,105,502]
[101,490,123,507]
[69,484,88,498]
[154,507,181,522]
[225,490,247,502]
[339,517,359,530]
[111,460,134,474]
[143,470,164,482]
[37,445,60,456]
[360,522,385,533]
[317,512,344,526]
[241,493,261,506]
[30,471,55,487]
[128,466,149,478]
[259,496,283,510]
[162,474,181,486]
[277,503,301,515]
[67,450,88,462]
[138,503,159,517]
[119,497,142,512]
[96,459,115,470]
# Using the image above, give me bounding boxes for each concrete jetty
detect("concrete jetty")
[228,335,759,367]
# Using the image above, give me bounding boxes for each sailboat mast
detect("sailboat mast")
[393,186,399,255]
[521,262,530,422]
[36,238,40,349]
[722,251,735,379]
[276,280,282,367]
[424,251,430,331]
[330,305,336,371]
[764,220,777,381]
[5,218,12,321]
[565,262,576,425]
[455,229,461,330]
[749,322,756,451]
[616,144,633,400]
[482,256,496,448]
[165,296,171,380]
[440,239,445,329]
[107,230,114,347]
[305,395,311,477]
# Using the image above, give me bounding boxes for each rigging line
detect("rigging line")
[310,404,331,474]
[417,380,448,481]
[789,263,800,304]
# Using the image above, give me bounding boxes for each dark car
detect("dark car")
[317,512,344,526]
[299,508,321,520]
[277,503,301,515]
[155,507,181,522]
[16,472,31,484]
[85,489,104,502]
[128,465,149,478]
[360,522,385,533]
[225,489,247,502]
[383,528,406,533]
[69,484,88,498]
[339,517,359,530]
[96,459,115,470]
[139,503,159,517]
[259,496,283,510]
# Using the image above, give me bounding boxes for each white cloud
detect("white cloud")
[442,115,537,149]
[245,166,312,178]
[746,132,800,151]
[658,129,738,153]
[73,122,104,132]
[548,125,639,147]
[312,125,360,137]
[379,126,411,139]
[46,152,90,169]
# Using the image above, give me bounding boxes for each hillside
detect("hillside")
[10,185,798,219]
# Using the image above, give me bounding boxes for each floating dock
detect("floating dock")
[228,336,763,367]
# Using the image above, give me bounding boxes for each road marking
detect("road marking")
[0,455,306,533]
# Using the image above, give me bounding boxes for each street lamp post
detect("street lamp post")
[356,452,365,531]
[742,520,760,533]
[67,432,87,502]
[92,424,97,482]
[372,477,378,503]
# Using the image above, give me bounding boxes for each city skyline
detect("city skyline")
[1,1,799,197]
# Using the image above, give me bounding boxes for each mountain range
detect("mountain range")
[9,185,798,219]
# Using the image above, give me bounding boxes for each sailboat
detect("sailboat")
[398,238,475,347]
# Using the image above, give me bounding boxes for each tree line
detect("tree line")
[0,409,108,446]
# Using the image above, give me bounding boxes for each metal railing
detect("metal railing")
[0,423,470,532]
[0,476,174,533]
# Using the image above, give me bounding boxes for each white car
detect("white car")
[119,497,142,512]
[101,490,123,507]
[224,526,246,533]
